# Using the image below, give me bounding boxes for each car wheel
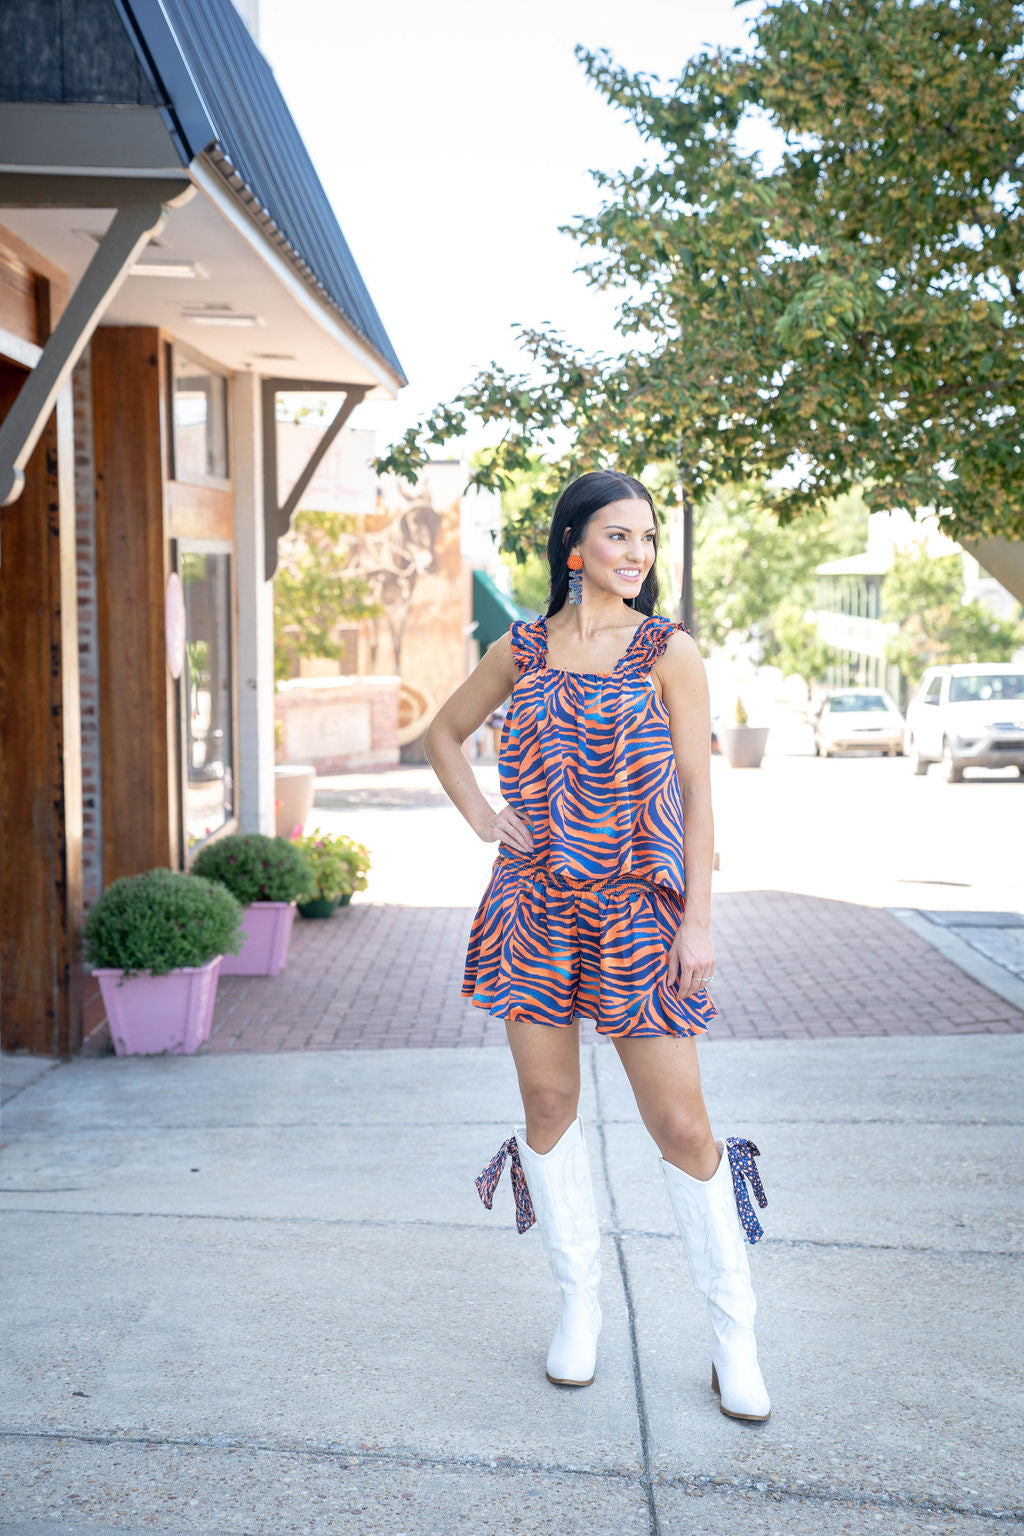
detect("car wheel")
[941,739,964,784]
[908,738,929,776]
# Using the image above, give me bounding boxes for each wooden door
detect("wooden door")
[0,360,83,1054]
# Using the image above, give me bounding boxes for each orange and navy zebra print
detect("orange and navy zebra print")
[461,614,717,1039]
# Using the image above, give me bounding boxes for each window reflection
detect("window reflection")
[180,548,234,850]
[172,349,229,481]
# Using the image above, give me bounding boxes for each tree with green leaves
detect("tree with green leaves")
[883,547,1024,682]
[274,511,381,684]
[693,483,866,647]
[376,0,1024,556]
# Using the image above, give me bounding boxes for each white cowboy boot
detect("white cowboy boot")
[513,1115,603,1386]
[661,1137,771,1421]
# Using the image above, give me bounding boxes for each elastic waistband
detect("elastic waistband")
[496,852,671,896]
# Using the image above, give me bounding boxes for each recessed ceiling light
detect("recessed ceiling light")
[182,310,264,328]
[130,260,207,279]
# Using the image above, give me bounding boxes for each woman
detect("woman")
[424,470,770,1422]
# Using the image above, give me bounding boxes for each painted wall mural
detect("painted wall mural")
[355,469,466,749]
[276,426,468,753]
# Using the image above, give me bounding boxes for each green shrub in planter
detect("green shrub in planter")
[191,833,316,906]
[84,868,244,979]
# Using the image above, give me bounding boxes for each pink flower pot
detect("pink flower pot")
[218,901,296,976]
[93,955,223,1057]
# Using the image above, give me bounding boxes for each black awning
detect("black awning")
[121,0,406,385]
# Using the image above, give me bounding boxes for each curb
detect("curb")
[887,908,1024,1014]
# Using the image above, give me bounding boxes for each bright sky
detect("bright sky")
[260,0,761,454]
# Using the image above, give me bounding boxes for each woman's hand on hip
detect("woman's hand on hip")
[667,917,715,997]
[474,804,534,855]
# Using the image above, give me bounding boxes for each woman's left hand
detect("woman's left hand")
[667,918,715,997]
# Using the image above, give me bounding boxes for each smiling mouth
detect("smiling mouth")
[614,569,641,579]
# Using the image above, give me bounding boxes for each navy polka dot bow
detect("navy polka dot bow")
[475,1135,537,1233]
[726,1137,768,1244]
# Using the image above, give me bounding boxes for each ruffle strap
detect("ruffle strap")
[726,1136,767,1244]
[509,618,546,674]
[628,617,690,676]
[475,1134,537,1233]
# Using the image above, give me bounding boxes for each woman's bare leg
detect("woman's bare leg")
[504,1016,582,1153]
[612,1033,719,1179]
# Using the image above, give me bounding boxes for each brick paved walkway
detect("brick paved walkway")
[81,887,1024,1055]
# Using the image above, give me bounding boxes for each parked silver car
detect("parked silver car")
[812,688,905,757]
[903,663,1024,782]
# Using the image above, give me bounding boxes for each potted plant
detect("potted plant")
[291,831,371,918]
[335,833,371,906]
[84,868,244,1055]
[191,833,315,975]
[718,695,770,769]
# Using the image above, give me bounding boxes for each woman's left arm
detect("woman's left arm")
[654,630,715,997]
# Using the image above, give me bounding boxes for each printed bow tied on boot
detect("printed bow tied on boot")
[661,1136,771,1422]
[475,1135,536,1233]
[476,1117,603,1387]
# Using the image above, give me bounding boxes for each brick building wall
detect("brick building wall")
[73,347,102,908]
[275,675,400,774]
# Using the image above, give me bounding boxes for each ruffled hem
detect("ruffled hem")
[462,857,716,1039]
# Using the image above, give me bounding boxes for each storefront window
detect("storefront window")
[170,346,229,482]
[178,544,235,851]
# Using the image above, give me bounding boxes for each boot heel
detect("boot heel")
[711,1362,720,1396]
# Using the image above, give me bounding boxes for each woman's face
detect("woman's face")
[576,497,657,599]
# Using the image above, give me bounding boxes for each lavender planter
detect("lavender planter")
[218,901,296,976]
[94,955,222,1056]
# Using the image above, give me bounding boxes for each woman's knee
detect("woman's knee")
[519,1078,579,1138]
[651,1103,714,1166]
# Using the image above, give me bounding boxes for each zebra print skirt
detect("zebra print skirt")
[461,853,717,1038]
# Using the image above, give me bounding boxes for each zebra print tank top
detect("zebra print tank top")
[498,614,691,896]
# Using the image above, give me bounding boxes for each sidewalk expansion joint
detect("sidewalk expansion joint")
[2,1428,1019,1523]
[7,1111,1022,1137]
[0,1426,643,1490]
[657,1470,1021,1523]
[617,1228,1024,1261]
[2,1204,1020,1263]
[590,1049,661,1536]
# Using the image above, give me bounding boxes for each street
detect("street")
[309,707,1024,919]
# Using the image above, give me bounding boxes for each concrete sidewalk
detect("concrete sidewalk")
[2,1034,1022,1534]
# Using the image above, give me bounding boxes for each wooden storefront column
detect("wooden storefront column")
[0,362,83,1054]
[92,327,177,882]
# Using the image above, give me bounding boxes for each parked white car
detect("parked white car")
[903,663,1024,782]
[812,688,905,757]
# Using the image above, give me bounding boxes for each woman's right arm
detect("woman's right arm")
[423,632,534,856]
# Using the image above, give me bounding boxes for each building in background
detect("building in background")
[273,422,524,772]
[0,0,405,1052]
[815,511,1020,704]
